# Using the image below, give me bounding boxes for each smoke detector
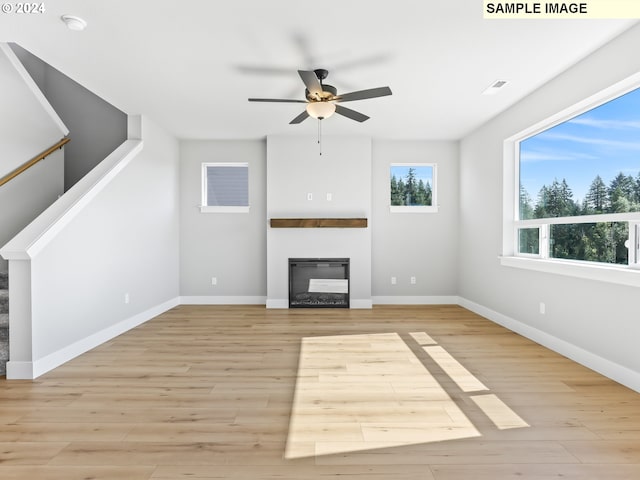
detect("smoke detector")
[61,15,87,31]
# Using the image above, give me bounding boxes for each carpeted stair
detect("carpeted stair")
[0,271,8,376]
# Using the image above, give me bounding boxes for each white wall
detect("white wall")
[371,140,459,302]
[266,135,372,308]
[0,149,64,273]
[459,24,640,389]
[21,116,179,373]
[0,43,67,273]
[179,140,267,301]
[0,44,64,178]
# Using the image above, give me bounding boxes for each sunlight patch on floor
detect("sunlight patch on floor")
[423,345,490,393]
[471,393,530,430]
[285,332,481,459]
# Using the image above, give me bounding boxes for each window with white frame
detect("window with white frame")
[390,163,437,213]
[201,163,249,213]
[503,80,640,285]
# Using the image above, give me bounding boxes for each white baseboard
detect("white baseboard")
[372,295,460,305]
[7,297,180,380]
[6,361,34,379]
[266,299,288,309]
[350,299,373,309]
[459,297,640,394]
[181,296,266,305]
[11,294,638,393]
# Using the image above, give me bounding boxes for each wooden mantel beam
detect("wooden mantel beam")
[270,218,368,228]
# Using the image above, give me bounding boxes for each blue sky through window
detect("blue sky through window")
[391,165,433,186]
[520,87,640,204]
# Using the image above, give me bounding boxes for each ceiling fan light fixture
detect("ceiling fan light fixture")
[306,101,336,120]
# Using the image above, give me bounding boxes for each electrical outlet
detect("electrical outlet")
[211,277,217,286]
[326,193,332,201]
[391,276,397,285]
[307,192,313,201]
[539,302,546,314]
[410,276,417,284]
[124,293,130,304]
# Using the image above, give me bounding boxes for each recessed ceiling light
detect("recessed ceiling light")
[482,80,508,95]
[61,14,87,31]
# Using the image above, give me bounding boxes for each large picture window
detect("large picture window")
[504,81,640,285]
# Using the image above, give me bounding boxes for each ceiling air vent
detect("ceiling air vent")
[482,80,508,95]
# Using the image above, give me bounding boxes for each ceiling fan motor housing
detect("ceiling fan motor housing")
[314,68,329,81]
[306,84,337,102]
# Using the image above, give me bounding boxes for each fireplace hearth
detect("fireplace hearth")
[289,258,350,308]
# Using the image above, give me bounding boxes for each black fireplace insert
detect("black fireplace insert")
[288,258,350,308]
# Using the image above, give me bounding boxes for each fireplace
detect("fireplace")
[289,258,350,308]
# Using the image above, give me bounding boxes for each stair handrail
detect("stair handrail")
[0,137,70,188]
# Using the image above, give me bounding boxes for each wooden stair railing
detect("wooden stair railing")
[0,137,70,187]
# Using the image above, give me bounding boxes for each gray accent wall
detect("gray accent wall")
[179,140,267,298]
[179,136,459,304]
[10,44,127,190]
[459,24,640,383]
[372,140,459,299]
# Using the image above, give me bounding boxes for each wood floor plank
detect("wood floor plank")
[152,465,435,479]
[430,464,640,479]
[0,442,68,465]
[0,305,638,478]
[0,466,156,480]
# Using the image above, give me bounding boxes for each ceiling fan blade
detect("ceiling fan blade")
[248,98,307,103]
[333,86,392,103]
[290,110,310,124]
[298,70,323,99]
[335,105,369,122]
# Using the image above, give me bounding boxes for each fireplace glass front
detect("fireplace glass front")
[288,258,350,308]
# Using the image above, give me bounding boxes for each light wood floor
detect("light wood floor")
[1,305,640,479]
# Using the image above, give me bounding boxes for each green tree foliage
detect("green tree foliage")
[390,175,403,205]
[519,171,637,265]
[390,168,432,206]
[584,175,608,214]
[519,183,534,220]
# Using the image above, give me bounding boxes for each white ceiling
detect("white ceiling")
[0,1,636,140]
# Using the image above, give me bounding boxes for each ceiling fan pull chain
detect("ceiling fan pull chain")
[318,119,322,156]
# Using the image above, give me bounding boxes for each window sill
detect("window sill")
[390,205,438,213]
[200,206,250,213]
[500,255,640,288]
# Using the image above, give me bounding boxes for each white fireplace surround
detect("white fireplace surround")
[266,135,372,308]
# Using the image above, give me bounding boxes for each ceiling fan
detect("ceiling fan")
[248,69,392,124]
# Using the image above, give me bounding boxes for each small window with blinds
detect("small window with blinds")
[200,163,249,213]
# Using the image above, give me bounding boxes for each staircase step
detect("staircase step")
[0,290,8,314]
[0,274,8,376]
[0,290,7,313]
[0,325,7,376]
